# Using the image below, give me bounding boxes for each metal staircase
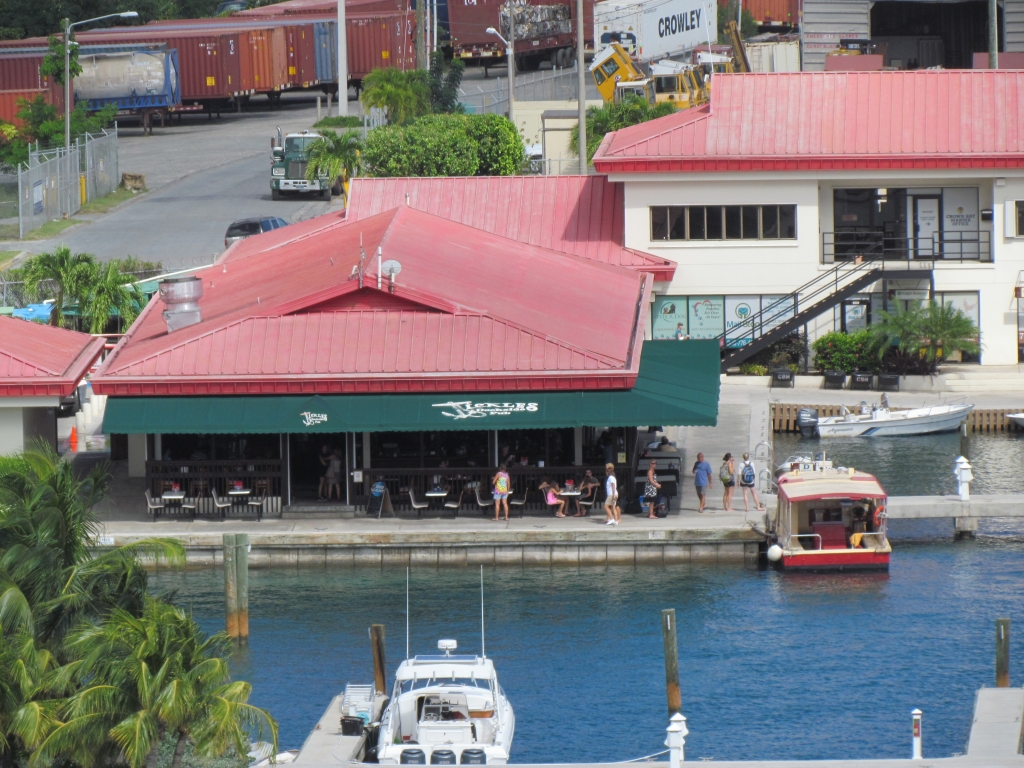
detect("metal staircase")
[716,257,933,372]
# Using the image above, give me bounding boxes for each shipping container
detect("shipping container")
[721,0,798,26]
[0,54,50,91]
[75,49,181,110]
[744,32,800,71]
[447,0,589,67]
[0,88,48,126]
[235,0,410,17]
[284,22,318,86]
[313,20,337,83]
[347,13,415,78]
[594,0,716,62]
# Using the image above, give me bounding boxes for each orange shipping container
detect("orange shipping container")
[0,88,49,126]
[347,13,415,79]
[720,0,798,25]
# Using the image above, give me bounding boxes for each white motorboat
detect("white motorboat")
[1009,413,1024,428]
[797,397,973,438]
[376,639,515,765]
[775,452,834,476]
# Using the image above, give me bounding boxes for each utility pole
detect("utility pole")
[576,0,586,174]
[63,18,71,151]
[337,0,348,115]
[989,0,999,69]
[416,0,426,69]
[507,0,516,128]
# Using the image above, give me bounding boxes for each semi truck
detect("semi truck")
[270,128,341,200]
[593,0,715,63]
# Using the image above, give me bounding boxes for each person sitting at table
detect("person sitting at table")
[574,470,600,517]
[539,476,566,518]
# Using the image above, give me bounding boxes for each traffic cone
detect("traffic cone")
[69,426,78,453]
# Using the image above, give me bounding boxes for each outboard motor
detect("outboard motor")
[797,408,819,438]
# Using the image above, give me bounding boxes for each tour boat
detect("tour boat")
[797,397,973,437]
[766,466,891,572]
[376,639,515,765]
[775,452,833,477]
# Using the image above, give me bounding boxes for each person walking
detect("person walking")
[317,444,331,500]
[692,452,713,513]
[492,463,511,521]
[604,463,620,525]
[644,459,662,519]
[720,453,736,512]
[739,452,766,514]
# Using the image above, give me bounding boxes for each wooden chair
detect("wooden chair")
[443,490,464,518]
[145,489,165,519]
[247,485,268,521]
[407,488,429,519]
[211,488,232,520]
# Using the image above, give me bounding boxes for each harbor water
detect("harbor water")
[152,534,1024,763]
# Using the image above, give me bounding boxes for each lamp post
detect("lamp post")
[64,12,138,150]
[486,23,515,128]
[337,0,347,116]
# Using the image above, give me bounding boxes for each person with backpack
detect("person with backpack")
[739,452,766,514]
[720,453,736,512]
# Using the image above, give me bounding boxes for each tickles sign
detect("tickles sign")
[433,401,540,420]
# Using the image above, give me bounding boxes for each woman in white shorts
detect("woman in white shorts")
[604,463,620,525]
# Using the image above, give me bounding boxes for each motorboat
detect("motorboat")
[1009,413,1024,428]
[376,639,515,765]
[766,466,891,572]
[797,396,973,437]
[775,452,834,477]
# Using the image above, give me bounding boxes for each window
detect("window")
[1017,201,1024,237]
[650,205,797,241]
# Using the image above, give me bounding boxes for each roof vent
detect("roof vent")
[159,276,204,333]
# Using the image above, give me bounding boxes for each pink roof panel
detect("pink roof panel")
[0,316,106,397]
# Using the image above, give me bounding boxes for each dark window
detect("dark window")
[742,206,760,239]
[593,67,607,85]
[1017,201,1024,237]
[688,206,706,239]
[260,218,276,232]
[780,205,797,238]
[724,206,742,239]
[226,220,261,238]
[669,207,687,240]
[599,59,619,78]
[706,207,724,239]
[654,75,678,94]
[651,206,669,240]
[762,206,779,239]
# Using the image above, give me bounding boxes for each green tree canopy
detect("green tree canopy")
[570,96,676,162]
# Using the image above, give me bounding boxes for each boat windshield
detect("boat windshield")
[398,678,493,694]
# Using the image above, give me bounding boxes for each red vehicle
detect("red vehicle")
[766,468,891,572]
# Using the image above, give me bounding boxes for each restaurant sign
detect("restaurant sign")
[433,401,539,420]
[300,411,329,427]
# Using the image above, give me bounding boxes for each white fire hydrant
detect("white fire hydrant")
[954,456,974,501]
[665,712,688,768]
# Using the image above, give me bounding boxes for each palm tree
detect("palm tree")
[918,300,980,367]
[570,95,676,162]
[0,630,61,768]
[20,247,97,328]
[304,129,363,201]
[81,260,145,334]
[361,67,429,125]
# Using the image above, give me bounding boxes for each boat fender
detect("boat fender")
[766,544,783,562]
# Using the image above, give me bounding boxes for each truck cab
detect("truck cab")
[590,43,647,103]
[649,60,708,108]
[270,129,335,201]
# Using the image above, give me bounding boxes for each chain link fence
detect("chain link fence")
[9,129,119,240]
[0,268,166,310]
[460,67,593,114]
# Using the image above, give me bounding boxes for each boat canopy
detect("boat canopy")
[777,470,886,503]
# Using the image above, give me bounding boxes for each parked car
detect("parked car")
[224,216,289,247]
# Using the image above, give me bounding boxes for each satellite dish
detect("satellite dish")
[381,259,402,275]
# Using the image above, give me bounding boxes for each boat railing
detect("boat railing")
[789,533,822,550]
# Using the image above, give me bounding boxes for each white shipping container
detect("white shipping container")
[746,40,801,72]
[594,0,716,63]
[75,52,175,101]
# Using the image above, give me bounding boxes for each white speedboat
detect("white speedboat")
[1009,413,1024,428]
[775,452,834,476]
[798,397,973,438]
[376,639,515,765]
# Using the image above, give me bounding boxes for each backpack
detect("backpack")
[741,462,756,485]
[654,497,668,518]
[719,463,732,482]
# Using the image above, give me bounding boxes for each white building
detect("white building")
[592,69,1024,366]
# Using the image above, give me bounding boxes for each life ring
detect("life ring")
[873,505,885,528]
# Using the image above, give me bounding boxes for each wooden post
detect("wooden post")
[236,533,249,644]
[959,423,970,461]
[662,609,682,716]
[370,623,387,695]
[223,533,238,640]
[997,618,1010,687]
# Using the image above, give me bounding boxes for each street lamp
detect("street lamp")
[486,25,515,128]
[64,11,138,150]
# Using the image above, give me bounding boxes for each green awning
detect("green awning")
[103,340,719,434]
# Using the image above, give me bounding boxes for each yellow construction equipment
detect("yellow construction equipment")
[590,43,707,107]
[649,59,708,108]
[724,20,751,72]
[589,43,650,103]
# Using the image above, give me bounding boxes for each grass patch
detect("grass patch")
[313,115,363,129]
[79,186,142,214]
[20,218,83,241]
[0,250,22,271]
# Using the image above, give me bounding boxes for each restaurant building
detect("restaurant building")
[95,183,719,515]
[592,69,1024,366]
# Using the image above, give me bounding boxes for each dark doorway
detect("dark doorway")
[290,432,348,501]
[871,1,1001,69]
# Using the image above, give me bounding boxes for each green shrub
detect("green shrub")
[313,115,363,129]
[738,362,768,376]
[461,113,524,175]
[811,330,875,373]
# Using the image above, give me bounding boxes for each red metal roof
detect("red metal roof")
[0,317,106,397]
[93,207,650,396]
[346,176,677,281]
[593,70,1024,174]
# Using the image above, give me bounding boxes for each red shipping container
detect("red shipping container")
[0,88,48,126]
[0,54,51,91]
[720,0,798,24]
[284,23,318,86]
[347,13,415,78]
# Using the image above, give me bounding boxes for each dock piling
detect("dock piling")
[236,533,249,644]
[370,623,387,695]
[997,618,1010,687]
[911,709,922,759]
[662,608,682,716]
[223,533,238,640]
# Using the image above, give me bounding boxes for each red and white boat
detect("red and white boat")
[766,467,890,572]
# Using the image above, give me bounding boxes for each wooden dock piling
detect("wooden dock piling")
[223,533,238,640]
[662,608,682,716]
[236,533,249,644]
[997,618,1010,687]
[370,623,387,695]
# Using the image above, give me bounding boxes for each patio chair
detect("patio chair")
[407,488,429,519]
[443,490,464,518]
[145,489,165,520]
[474,485,493,516]
[211,488,232,519]
[247,486,268,522]
[508,490,528,518]
[577,487,599,516]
